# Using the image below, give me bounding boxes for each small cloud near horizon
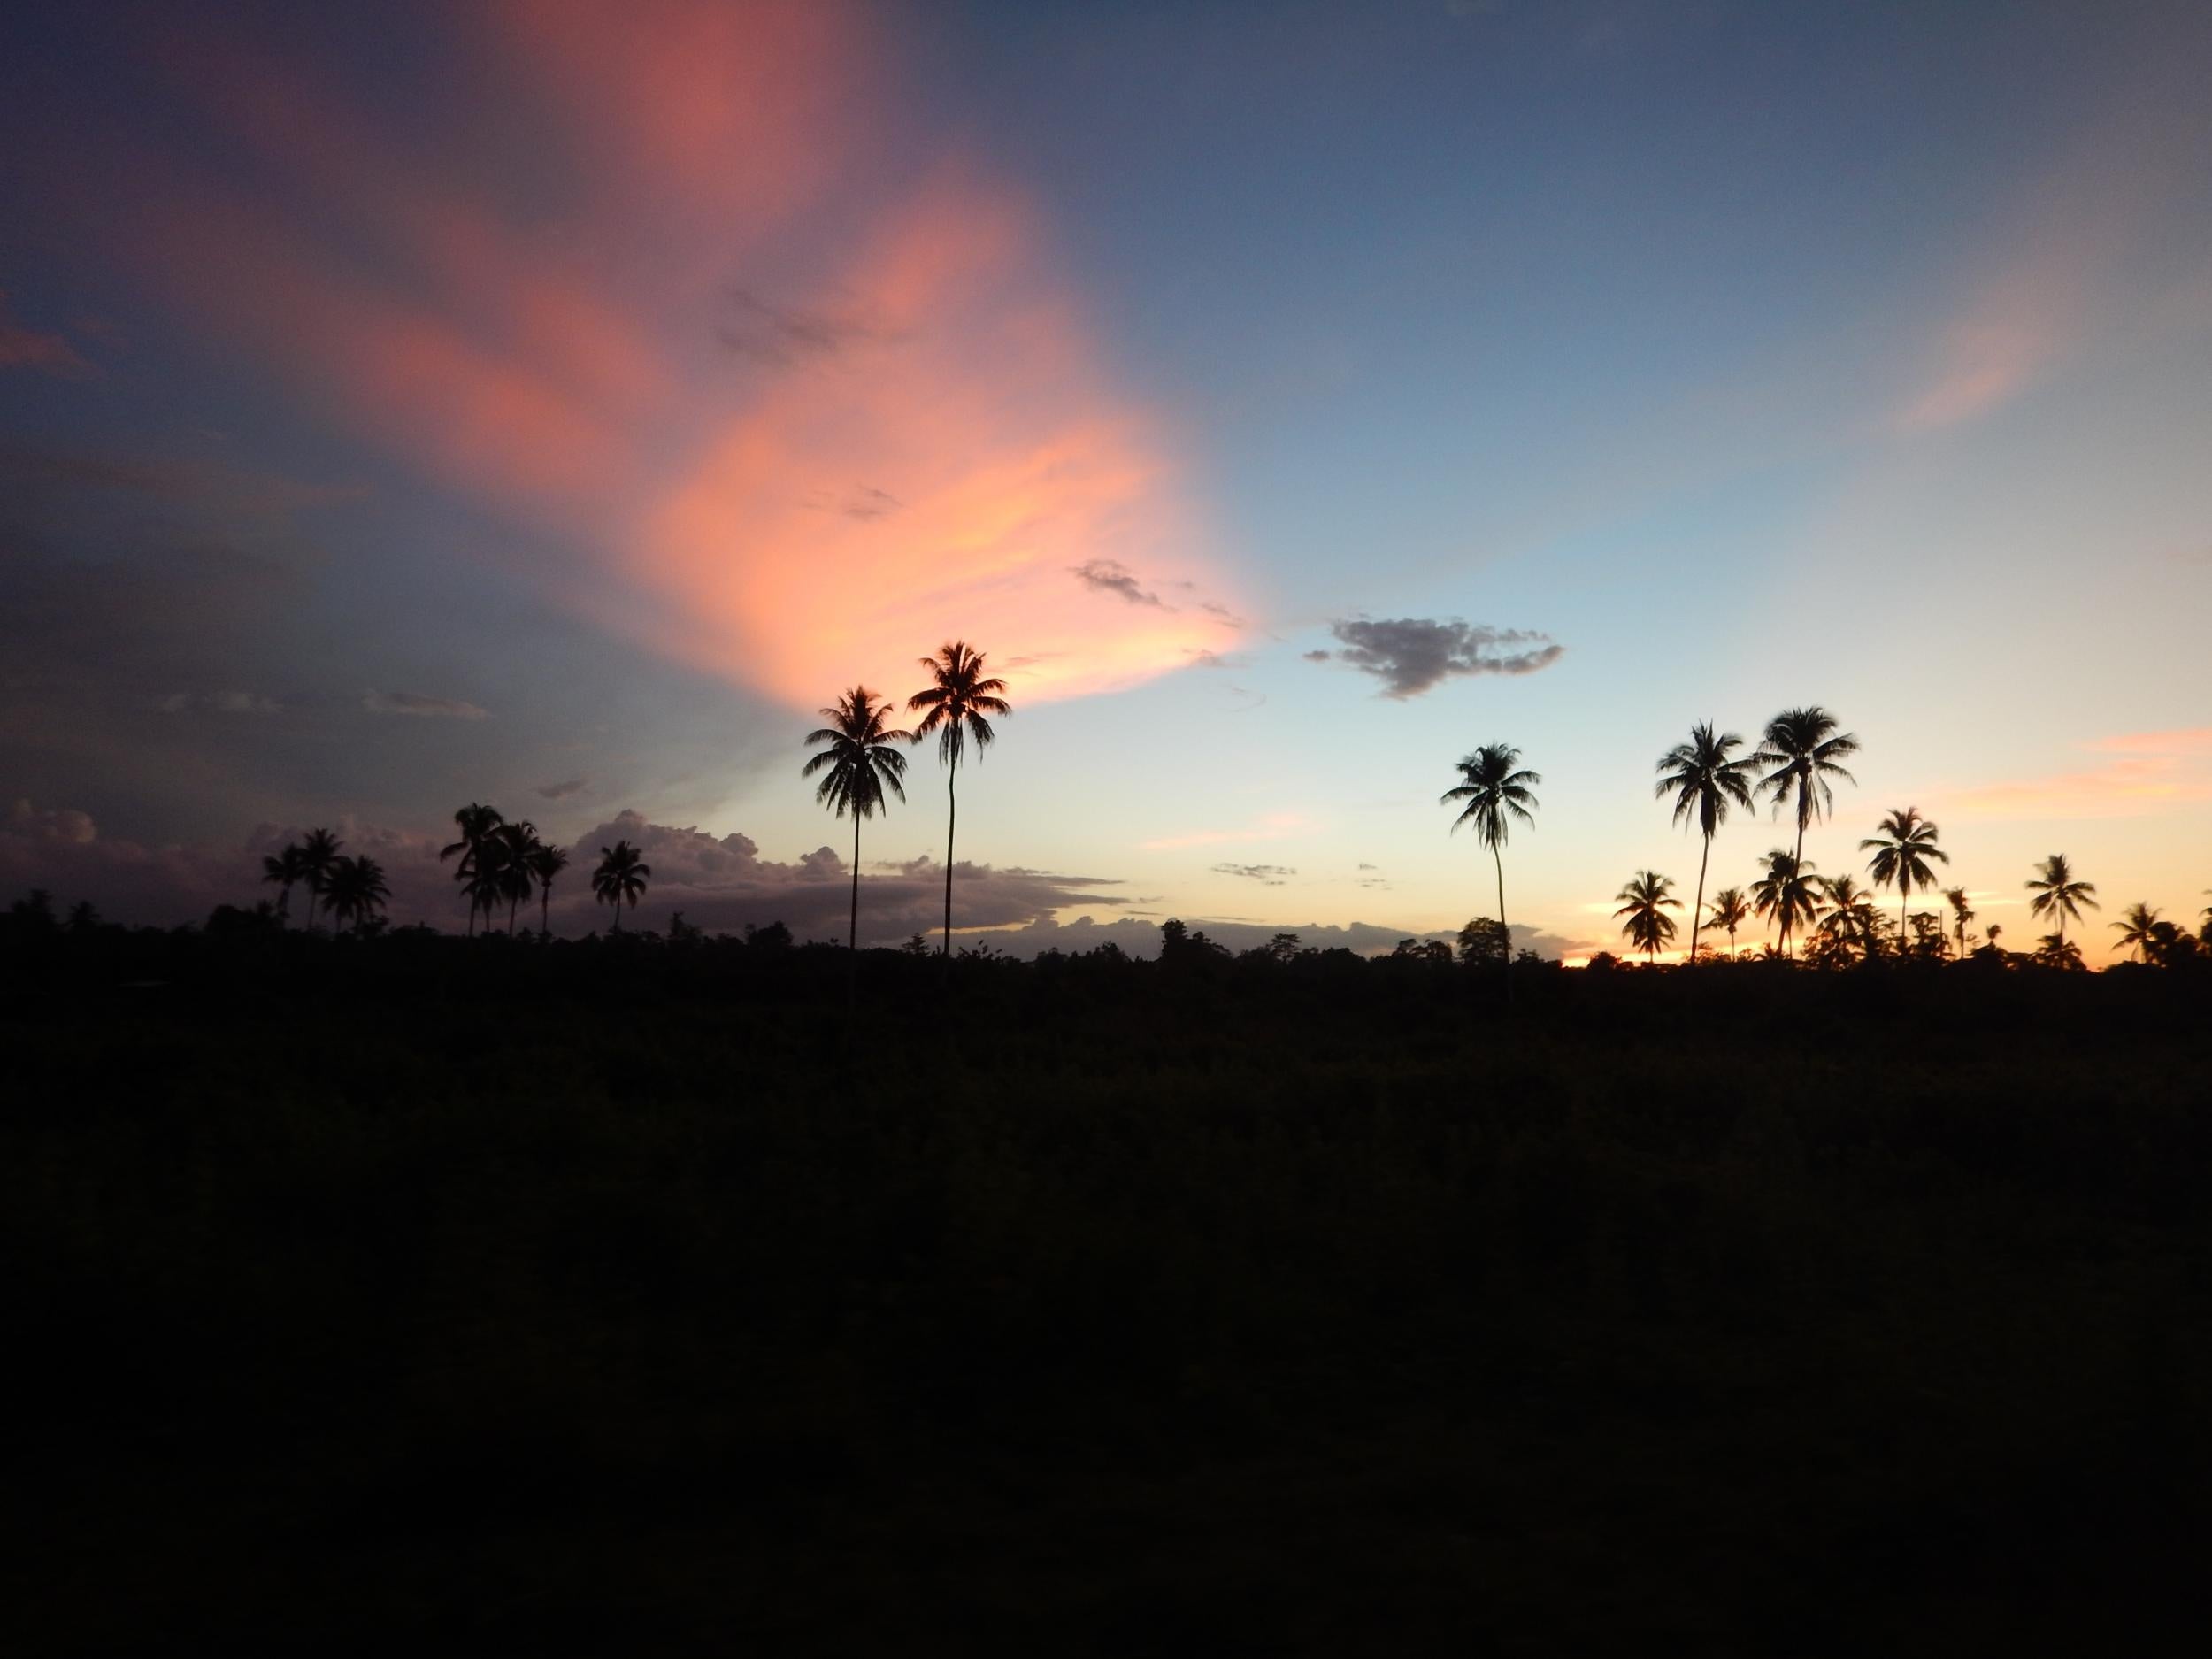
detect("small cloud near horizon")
[363,689,490,719]
[1213,863,1295,886]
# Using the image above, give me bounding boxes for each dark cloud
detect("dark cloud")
[1316,617,1563,698]
[158,690,283,717]
[715,286,881,367]
[535,777,590,800]
[1071,558,1165,608]
[842,485,901,521]
[0,289,96,379]
[363,690,490,719]
[1213,863,1295,886]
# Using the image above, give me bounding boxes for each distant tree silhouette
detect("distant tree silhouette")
[1613,870,1681,964]
[1456,916,1509,966]
[1861,806,1950,944]
[1943,886,1975,961]
[2032,932,2085,971]
[1655,722,1754,964]
[592,840,650,931]
[803,686,915,961]
[261,842,309,926]
[1985,922,2004,954]
[320,855,389,934]
[2109,902,2162,964]
[1441,741,1540,997]
[441,803,504,937]
[1752,848,1824,956]
[1751,707,1860,939]
[296,827,342,934]
[907,642,1011,960]
[1705,887,1750,955]
[528,841,569,941]
[2026,854,2098,950]
[493,820,541,935]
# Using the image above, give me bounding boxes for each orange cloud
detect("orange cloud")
[1939,731,2212,820]
[78,1,1237,709]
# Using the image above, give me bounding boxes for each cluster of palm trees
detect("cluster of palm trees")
[438,806,650,935]
[261,828,389,933]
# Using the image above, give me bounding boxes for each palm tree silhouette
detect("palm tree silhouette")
[1751,708,1860,908]
[803,686,915,960]
[441,803,504,937]
[1441,742,1540,995]
[1706,886,1750,955]
[321,855,389,934]
[1818,873,1882,959]
[2109,902,2162,963]
[1942,887,1975,961]
[493,820,541,935]
[1613,870,1681,964]
[2025,854,2098,949]
[1655,721,1755,964]
[592,840,651,932]
[1861,806,1950,946]
[261,842,309,926]
[296,827,342,934]
[1751,848,1824,956]
[2032,932,2085,971]
[528,841,569,941]
[1985,921,2003,954]
[907,642,1011,959]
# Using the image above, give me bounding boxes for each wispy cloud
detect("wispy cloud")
[1315,617,1563,698]
[1212,862,1295,885]
[363,689,489,719]
[535,777,590,800]
[1141,810,1310,851]
[1939,729,2212,820]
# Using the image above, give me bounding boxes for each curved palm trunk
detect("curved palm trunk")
[1787,796,1809,956]
[941,763,958,959]
[851,812,863,955]
[1689,833,1710,964]
[1493,843,1512,1002]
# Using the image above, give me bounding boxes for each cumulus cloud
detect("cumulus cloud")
[1316,617,1563,698]
[363,689,490,719]
[1213,863,1295,885]
[1071,558,1166,608]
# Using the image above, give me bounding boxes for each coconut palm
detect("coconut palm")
[296,827,342,933]
[803,686,915,958]
[1706,887,1751,955]
[1818,873,1884,960]
[2032,932,2085,971]
[527,842,569,941]
[1440,742,1541,994]
[2025,854,2098,949]
[492,820,541,935]
[1750,708,1861,899]
[592,840,650,932]
[1751,848,1824,956]
[320,855,389,935]
[261,842,310,926]
[2109,902,2162,964]
[1654,722,1755,964]
[1613,870,1681,964]
[441,803,505,936]
[1943,886,1975,961]
[907,642,1012,959]
[1860,806,1950,945]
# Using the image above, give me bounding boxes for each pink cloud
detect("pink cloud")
[1938,730,2212,821]
[0,290,96,379]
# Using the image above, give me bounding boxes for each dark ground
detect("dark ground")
[3,925,2207,1654]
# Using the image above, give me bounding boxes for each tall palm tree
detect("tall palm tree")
[1655,721,1755,964]
[1861,806,1950,945]
[1751,707,1860,896]
[441,803,504,936]
[803,686,915,958]
[2025,853,2098,949]
[907,641,1012,958]
[1613,870,1681,964]
[493,820,541,935]
[1818,873,1883,959]
[1751,848,1824,956]
[1942,886,1975,961]
[1706,887,1750,955]
[261,842,309,926]
[296,827,342,934]
[528,842,570,941]
[592,840,650,932]
[2109,902,2162,964]
[321,855,389,935]
[1441,742,1540,995]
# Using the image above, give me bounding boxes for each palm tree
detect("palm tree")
[1613,870,1681,964]
[261,842,309,926]
[803,686,915,958]
[1985,922,2004,955]
[1706,887,1751,956]
[1818,873,1883,960]
[592,840,650,932]
[1655,722,1755,964]
[2025,854,2098,949]
[2109,902,2162,964]
[1943,886,1975,961]
[1751,708,1861,912]
[493,820,541,935]
[907,642,1011,958]
[1751,848,1824,956]
[296,827,342,933]
[1441,742,1541,995]
[2032,932,2085,971]
[1861,806,1950,945]
[528,842,569,941]
[321,855,389,934]
[441,803,505,936]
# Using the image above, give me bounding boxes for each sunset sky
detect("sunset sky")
[4,0,2208,959]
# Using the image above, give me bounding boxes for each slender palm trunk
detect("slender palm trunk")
[850,813,862,956]
[1788,798,1809,956]
[509,893,520,936]
[941,763,958,958]
[612,899,622,933]
[541,885,551,941]
[1493,843,1512,1002]
[1689,833,1710,964]
[1899,885,1909,952]
[2055,908,2065,949]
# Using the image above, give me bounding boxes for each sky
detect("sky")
[4,0,2209,961]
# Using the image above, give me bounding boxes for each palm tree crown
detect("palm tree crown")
[1655,721,1754,963]
[296,827,342,933]
[1943,886,1975,960]
[527,842,570,941]
[441,803,505,936]
[592,840,651,931]
[804,686,916,956]
[2025,853,2098,948]
[1613,870,1681,964]
[1750,706,1860,867]
[261,843,310,926]
[1706,887,1751,954]
[1751,848,1825,955]
[907,642,1012,958]
[2109,902,2161,963]
[1860,806,1950,942]
[320,855,389,934]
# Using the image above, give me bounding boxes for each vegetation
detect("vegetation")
[803,687,915,956]
[906,641,1013,959]
[1613,869,1680,964]
[1440,742,1541,990]
[1653,721,1754,963]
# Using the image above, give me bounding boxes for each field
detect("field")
[4,927,2208,1653]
